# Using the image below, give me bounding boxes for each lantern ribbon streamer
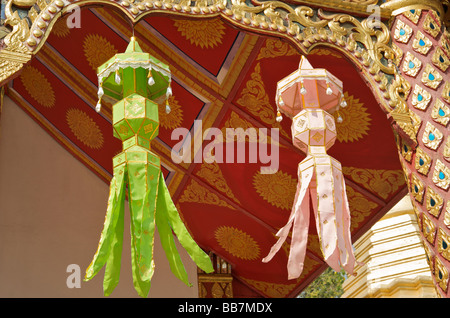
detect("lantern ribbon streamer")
[84,147,214,297]
[262,154,358,279]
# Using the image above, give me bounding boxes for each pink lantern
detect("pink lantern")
[275,56,346,120]
[263,56,360,279]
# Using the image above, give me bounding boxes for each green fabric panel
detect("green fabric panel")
[155,172,190,286]
[127,160,145,270]
[103,175,126,296]
[157,173,214,274]
[84,166,126,280]
[130,223,152,298]
[136,163,159,282]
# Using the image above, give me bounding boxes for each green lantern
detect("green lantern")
[84,37,213,297]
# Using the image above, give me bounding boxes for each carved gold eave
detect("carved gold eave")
[284,0,392,19]
[381,0,445,19]
[0,0,422,146]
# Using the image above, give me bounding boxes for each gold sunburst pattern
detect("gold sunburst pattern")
[51,17,70,38]
[252,170,297,211]
[66,108,104,149]
[83,33,118,71]
[334,92,371,143]
[158,95,183,130]
[214,226,260,261]
[173,18,226,49]
[19,65,55,108]
[342,167,405,200]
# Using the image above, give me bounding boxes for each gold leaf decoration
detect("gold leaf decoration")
[214,226,260,260]
[342,167,405,200]
[196,162,241,204]
[19,65,55,108]
[83,33,117,71]
[235,62,289,138]
[253,170,297,211]
[346,186,378,231]
[179,179,235,210]
[334,92,371,143]
[310,48,342,58]
[256,38,299,60]
[158,95,183,130]
[66,108,104,149]
[173,18,226,49]
[223,111,283,147]
[240,277,298,298]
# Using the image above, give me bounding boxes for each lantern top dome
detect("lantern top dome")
[275,56,345,118]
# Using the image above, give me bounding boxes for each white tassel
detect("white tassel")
[326,86,333,95]
[166,86,172,96]
[165,101,171,114]
[337,115,343,123]
[95,99,102,113]
[279,98,285,107]
[97,86,104,98]
[340,99,347,108]
[115,70,121,84]
[276,111,283,123]
[148,76,155,86]
[300,86,307,95]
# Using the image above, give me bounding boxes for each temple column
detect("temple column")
[342,196,437,298]
[382,0,450,297]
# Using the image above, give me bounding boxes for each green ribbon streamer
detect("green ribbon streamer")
[85,162,213,297]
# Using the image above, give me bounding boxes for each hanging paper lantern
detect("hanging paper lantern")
[84,37,213,297]
[263,56,360,279]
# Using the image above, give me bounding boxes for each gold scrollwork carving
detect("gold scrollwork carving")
[0,0,423,147]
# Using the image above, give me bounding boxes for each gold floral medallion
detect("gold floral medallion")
[333,92,371,143]
[252,170,297,211]
[66,108,104,149]
[214,226,260,261]
[158,95,183,130]
[19,65,55,108]
[52,17,70,38]
[83,33,118,71]
[173,18,226,49]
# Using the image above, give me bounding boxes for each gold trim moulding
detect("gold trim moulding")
[197,274,233,283]
[381,0,445,19]
[286,0,392,19]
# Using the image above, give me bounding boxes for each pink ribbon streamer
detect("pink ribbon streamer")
[262,154,359,279]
